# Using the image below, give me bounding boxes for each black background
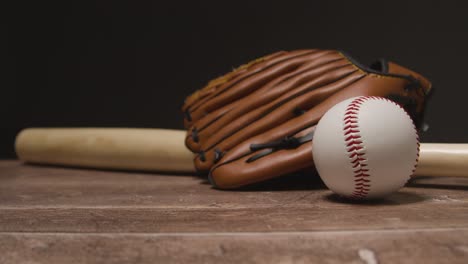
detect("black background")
[3,0,468,158]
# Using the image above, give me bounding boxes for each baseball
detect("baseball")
[312,96,420,199]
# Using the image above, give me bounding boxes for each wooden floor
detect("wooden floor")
[0,160,467,263]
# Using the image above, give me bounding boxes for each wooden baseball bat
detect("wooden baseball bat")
[15,128,468,177]
[15,128,195,173]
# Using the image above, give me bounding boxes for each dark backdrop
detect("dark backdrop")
[3,0,468,158]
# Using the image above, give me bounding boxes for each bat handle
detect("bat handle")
[415,143,468,177]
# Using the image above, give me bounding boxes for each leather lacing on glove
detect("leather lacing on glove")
[247,131,315,163]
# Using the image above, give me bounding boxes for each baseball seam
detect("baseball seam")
[343,97,371,198]
[343,96,420,199]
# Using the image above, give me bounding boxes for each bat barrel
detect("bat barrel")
[15,128,196,173]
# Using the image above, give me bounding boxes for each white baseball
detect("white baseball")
[312,96,420,199]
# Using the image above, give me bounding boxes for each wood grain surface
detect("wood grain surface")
[1,160,467,263]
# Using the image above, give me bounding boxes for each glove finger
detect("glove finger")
[182,50,287,113]
[187,51,350,152]
[184,49,323,129]
[192,56,356,154]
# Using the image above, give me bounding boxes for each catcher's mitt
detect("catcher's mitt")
[183,49,432,188]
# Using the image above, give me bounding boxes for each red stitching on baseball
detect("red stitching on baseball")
[343,124,358,130]
[344,129,360,135]
[344,115,358,121]
[348,152,365,158]
[347,146,363,152]
[352,162,366,168]
[346,140,362,146]
[343,96,420,199]
[355,183,370,187]
[354,168,369,173]
[350,157,366,164]
[355,178,370,182]
[345,135,361,141]
[343,96,372,199]
[355,173,370,177]
[344,120,358,125]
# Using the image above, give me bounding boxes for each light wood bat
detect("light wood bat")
[15,128,468,177]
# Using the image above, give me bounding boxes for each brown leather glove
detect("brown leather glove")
[182,49,432,188]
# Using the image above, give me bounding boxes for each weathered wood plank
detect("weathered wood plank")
[1,160,467,208]
[1,161,468,233]
[0,161,325,207]
[1,229,468,264]
[1,201,467,233]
